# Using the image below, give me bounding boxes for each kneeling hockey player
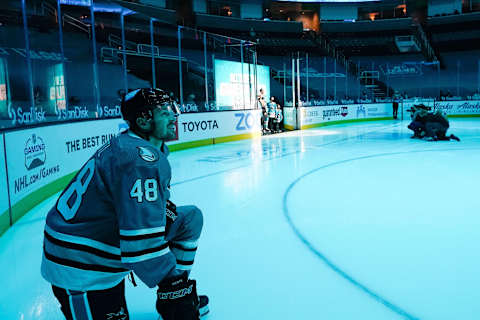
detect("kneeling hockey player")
[41,88,208,320]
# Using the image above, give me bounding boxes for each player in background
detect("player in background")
[424,110,460,141]
[266,96,277,132]
[258,88,269,134]
[41,88,208,320]
[268,96,283,133]
[392,92,400,120]
[408,105,429,138]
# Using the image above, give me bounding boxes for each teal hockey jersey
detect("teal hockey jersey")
[41,131,178,291]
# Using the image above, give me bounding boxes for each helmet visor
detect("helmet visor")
[156,101,181,117]
[171,101,181,117]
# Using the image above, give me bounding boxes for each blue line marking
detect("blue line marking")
[281,147,480,320]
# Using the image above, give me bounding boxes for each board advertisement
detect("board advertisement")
[4,118,125,221]
[282,107,297,130]
[400,99,480,119]
[177,110,261,143]
[299,103,391,128]
[433,100,480,116]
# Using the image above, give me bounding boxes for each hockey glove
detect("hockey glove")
[156,272,199,320]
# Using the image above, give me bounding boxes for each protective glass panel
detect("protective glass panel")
[306,55,329,105]
[59,1,97,120]
[122,13,155,94]
[205,32,257,111]
[0,0,30,129]
[27,0,64,123]
[282,53,295,107]
[152,22,181,104]
[180,28,207,113]
[94,9,126,117]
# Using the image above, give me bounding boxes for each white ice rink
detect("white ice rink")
[1,119,479,320]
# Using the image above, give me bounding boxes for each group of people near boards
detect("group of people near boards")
[256,93,461,142]
[258,88,284,134]
[407,104,460,141]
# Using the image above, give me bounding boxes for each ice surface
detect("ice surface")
[1,119,479,320]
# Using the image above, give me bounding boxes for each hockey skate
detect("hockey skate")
[157,294,209,320]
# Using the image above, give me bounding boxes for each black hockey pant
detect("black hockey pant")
[52,280,129,320]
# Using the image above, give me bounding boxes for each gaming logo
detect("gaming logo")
[341,106,348,117]
[24,134,46,170]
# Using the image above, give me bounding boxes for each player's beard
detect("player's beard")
[166,122,177,140]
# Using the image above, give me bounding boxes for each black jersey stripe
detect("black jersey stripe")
[169,242,197,252]
[176,259,194,266]
[44,250,129,273]
[44,231,121,260]
[121,242,170,258]
[119,231,165,241]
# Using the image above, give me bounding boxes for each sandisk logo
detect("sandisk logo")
[158,284,193,300]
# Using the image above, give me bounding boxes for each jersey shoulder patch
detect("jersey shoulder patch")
[137,146,158,162]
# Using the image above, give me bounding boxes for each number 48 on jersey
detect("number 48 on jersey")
[130,178,158,203]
